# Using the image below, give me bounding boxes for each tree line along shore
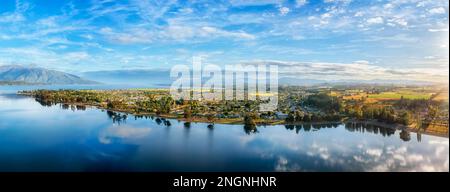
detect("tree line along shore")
[18,85,449,137]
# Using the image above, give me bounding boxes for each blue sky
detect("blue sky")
[0,0,448,82]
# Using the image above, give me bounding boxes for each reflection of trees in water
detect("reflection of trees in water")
[153,117,171,127]
[134,115,154,120]
[61,104,70,110]
[35,98,53,107]
[244,124,258,135]
[163,119,171,126]
[36,99,87,112]
[106,110,127,125]
[154,117,161,125]
[37,100,88,112]
[285,123,340,134]
[345,122,396,137]
[106,111,172,126]
[400,129,411,142]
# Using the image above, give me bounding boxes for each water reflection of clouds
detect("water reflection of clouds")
[99,125,151,144]
[0,96,44,113]
[365,148,383,157]
[320,141,446,171]
[238,127,449,172]
[275,156,303,172]
[311,143,330,160]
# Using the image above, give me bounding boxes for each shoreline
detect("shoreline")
[20,93,448,138]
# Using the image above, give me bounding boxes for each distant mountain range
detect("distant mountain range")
[82,69,437,87]
[0,65,98,85]
[278,77,437,86]
[1,65,437,87]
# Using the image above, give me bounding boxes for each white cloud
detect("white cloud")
[429,7,446,15]
[353,34,419,43]
[240,60,448,82]
[15,0,31,12]
[367,17,384,25]
[388,18,408,27]
[0,13,25,23]
[295,0,308,8]
[0,0,30,23]
[279,7,290,16]
[66,52,90,60]
[428,28,449,32]
[100,27,153,44]
[384,3,394,9]
[100,24,255,44]
[323,0,353,5]
[354,11,364,17]
[81,34,94,40]
[354,60,370,65]
[321,13,332,19]
[200,26,256,40]
[229,0,281,6]
[131,0,177,22]
[36,16,58,27]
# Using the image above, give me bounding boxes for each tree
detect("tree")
[304,93,342,112]
[206,113,215,123]
[286,112,295,123]
[183,107,192,119]
[158,96,174,114]
[107,100,125,109]
[399,111,411,125]
[243,112,257,134]
[294,110,304,122]
[303,114,312,122]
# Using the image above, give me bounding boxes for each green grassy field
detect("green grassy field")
[368,91,432,100]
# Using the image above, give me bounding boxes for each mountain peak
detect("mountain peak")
[0,65,98,85]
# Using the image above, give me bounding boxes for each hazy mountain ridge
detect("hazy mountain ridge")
[82,69,438,87]
[279,77,437,86]
[0,65,98,85]
[3,66,435,86]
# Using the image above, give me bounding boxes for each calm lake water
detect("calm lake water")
[0,86,448,172]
